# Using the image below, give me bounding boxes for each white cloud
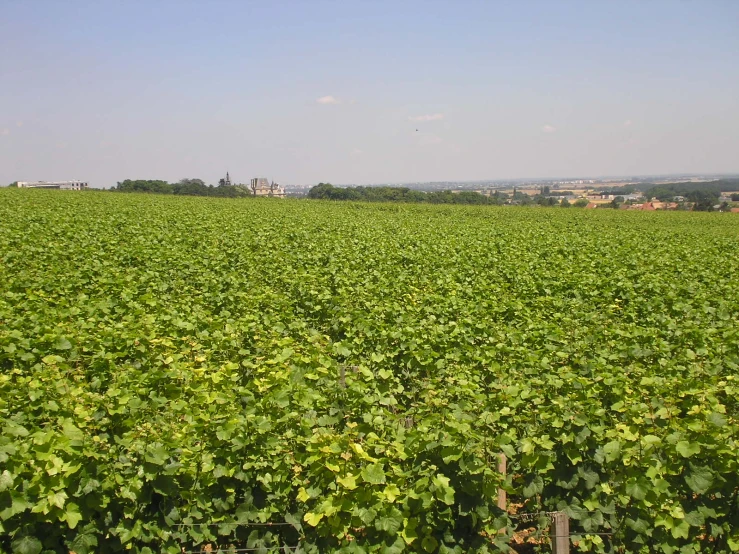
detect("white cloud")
[409,113,444,122]
[316,95,340,105]
[623,119,633,127]
[542,124,556,133]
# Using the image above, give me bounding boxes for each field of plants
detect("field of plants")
[1,189,738,554]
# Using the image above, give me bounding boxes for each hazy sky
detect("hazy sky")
[2,0,738,187]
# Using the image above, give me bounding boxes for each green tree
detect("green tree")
[116,179,173,193]
[573,198,589,208]
[172,178,208,196]
[560,198,571,208]
[687,190,719,211]
[307,183,337,199]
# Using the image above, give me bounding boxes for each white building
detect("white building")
[250,177,285,198]
[17,180,88,190]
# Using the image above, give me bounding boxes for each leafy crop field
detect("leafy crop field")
[1,190,738,554]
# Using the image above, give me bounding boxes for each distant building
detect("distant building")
[250,177,285,198]
[218,172,233,187]
[585,202,598,209]
[17,180,88,190]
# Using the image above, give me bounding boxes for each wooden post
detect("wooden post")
[551,512,569,554]
[497,453,507,510]
[339,365,346,388]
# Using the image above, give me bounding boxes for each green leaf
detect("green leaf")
[62,421,85,443]
[625,517,649,533]
[1,491,32,519]
[676,441,700,458]
[685,465,714,494]
[375,512,403,534]
[684,510,705,527]
[401,518,419,544]
[12,536,42,554]
[4,422,29,437]
[0,470,13,491]
[303,512,323,527]
[708,412,727,427]
[64,502,83,529]
[337,473,358,490]
[602,440,621,462]
[68,533,98,554]
[421,536,438,553]
[145,443,168,465]
[522,475,543,498]
[671,520,690,539]
[625,478,649,501]
[379,536,405,554]
[48,491,67,509]
[383,484,401,502]
[359,507,377,525]
[54,337,72,350]
[361,463,386,485]
[432,474,455,505]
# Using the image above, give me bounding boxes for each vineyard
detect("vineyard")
[1,189,738,554]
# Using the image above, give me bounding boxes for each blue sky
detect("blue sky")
[2,0,738,187]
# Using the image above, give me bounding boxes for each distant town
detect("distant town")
[7,173,739,212]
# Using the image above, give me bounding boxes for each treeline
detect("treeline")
[114,179,252,197]
[308,183,502,204]
[307,183,593,207]
[642,179,739,200]
[599,185,638,195]
[640,179,739,210]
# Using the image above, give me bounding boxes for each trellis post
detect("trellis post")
[497,453,506,510]
[550,512,569,554]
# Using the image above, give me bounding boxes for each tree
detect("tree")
[173,178,208,196]
[7,181,18,187]
[490,191,507,205]
[731,193,739,201]
[116,179,173,193]
[307,183,336,199]
[573,198,589,208]
[609,196,625,209]
[560,198,571,208]
[687,190,719,211]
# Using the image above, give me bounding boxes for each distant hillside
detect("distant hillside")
[637,178,739,210]
[641,178,739,195]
